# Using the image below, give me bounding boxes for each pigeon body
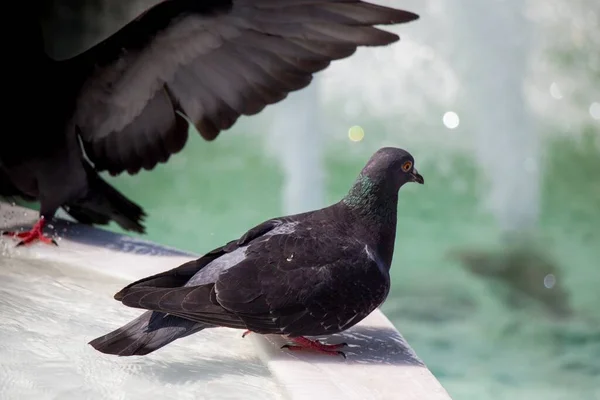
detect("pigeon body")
[1,1,419,244]
[89,147,424,357]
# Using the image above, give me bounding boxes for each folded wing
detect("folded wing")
[115,225,389,336]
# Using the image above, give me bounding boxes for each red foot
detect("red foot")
[242,330,252,338]
[2,217,57,247]
[281,336,348,359]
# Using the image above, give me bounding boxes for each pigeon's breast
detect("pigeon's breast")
[364,245,389,278]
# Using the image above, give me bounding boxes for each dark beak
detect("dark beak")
[410,168,424,184]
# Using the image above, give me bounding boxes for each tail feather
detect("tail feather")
[89,311,208,356]
[65,161,147,233]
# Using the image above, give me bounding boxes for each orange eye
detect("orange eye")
[402,161,412,172]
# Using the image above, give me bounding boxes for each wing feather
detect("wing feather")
[70,0,418,174]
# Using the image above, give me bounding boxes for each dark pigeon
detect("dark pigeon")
[89,147,424,358]
[0,1,419,246]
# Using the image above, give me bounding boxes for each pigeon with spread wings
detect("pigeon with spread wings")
[0,1,419,246]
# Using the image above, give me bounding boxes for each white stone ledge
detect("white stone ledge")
[0,202,452,400]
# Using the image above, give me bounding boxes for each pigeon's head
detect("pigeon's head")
[362,147,424,190]
[343,147,423,210]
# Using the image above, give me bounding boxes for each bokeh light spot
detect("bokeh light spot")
[544,274,556,289]
[550,82,563,99]
[443,111,460,129]
[589,102,600,120]
[348,125,365,142]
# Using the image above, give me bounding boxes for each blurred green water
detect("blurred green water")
[89,123,599,400]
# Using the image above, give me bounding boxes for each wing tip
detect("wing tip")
[367,5,420,25]
[348,4,420,25]
[395,11,420,24]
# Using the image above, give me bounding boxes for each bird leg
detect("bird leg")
[241,330,252,338]
[281,336,348,359]
[2,216,57,247]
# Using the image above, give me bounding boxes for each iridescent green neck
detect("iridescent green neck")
[342,172,399,266]
[342,173,398,220]
[342,173,379,209]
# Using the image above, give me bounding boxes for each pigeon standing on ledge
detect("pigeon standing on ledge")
[1,1,419,246]
[89,147,424,358]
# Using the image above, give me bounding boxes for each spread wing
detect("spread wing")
[115,223,390,336]
[66,0,418,175]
